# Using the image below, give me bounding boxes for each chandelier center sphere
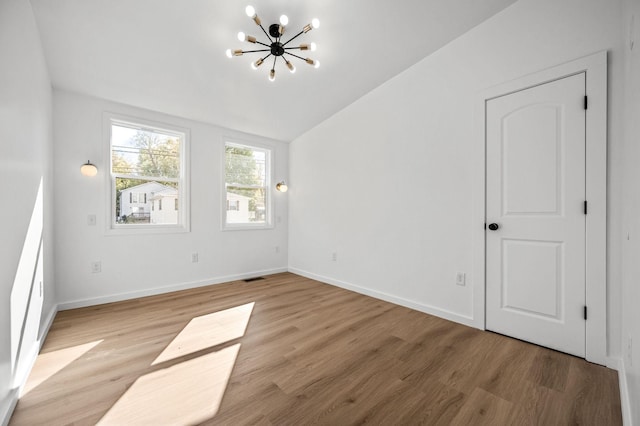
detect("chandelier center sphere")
[271,42,285,56]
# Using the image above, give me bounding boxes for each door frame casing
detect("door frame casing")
[471,51,607,364]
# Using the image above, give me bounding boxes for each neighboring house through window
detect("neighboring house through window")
[224,141,271,229]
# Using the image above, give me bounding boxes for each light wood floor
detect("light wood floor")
[10,273,621,425]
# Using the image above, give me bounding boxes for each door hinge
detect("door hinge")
[584,306,588,320]
[584,200,588,215]
[584,95,588,110]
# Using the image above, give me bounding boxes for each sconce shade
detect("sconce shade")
[276,181,288,192]
[81,161,98,177]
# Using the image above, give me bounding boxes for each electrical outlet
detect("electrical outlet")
[456,272,466,286]
[91,261,102,273]
[191,253,199,263]
[331,252,337,261]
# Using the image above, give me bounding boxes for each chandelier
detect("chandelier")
[226,5,320,82]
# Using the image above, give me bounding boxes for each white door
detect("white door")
[485,73,586,357]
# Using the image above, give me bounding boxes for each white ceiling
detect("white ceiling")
[30,0,517,141]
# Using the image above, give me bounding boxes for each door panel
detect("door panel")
[502,239,562,319]
[503,105,561,215]
[486,73,586,357]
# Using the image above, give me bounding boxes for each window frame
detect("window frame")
[104,113,190,235]
[222,139,273,231]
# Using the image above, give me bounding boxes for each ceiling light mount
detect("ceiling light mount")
[227,5,320,81]
[268,24,282,39]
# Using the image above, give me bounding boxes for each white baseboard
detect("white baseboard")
[0,389,18,426]
[38,305,58,345]
[608,357,633,426]
[1,304,58,426]
[14,305,59,394]
[58,268,288,311]
[288,268,476,328]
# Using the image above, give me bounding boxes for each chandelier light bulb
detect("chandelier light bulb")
[245,5,255,17]
[286,61,296,73]
[251,58,264,70]
[311,18,320,29]
[279,15,289,26]
[269,69,275,81]
[314,60,320,69]
[225,49,233,58]
[310,42,317,51]
[237,31,246,42]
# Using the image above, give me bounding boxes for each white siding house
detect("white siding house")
[119,182,176,223]
[226,192,251,223]
[150,187,179,224]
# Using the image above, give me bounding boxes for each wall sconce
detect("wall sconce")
[80,161,98,177]
[276,181,288,192]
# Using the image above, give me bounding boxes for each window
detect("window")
[130,193,146,203]
[108,115,189,231]
[224,141,271,228]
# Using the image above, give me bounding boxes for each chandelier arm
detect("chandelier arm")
[255,41,271,48]
[257,23,273,42]
[272,56,277,69]
[281,30,305,47]
[284,52,307,61]
[241,49,272,53]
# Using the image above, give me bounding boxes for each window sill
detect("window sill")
[222,223,274,232]
[106,224,190,236]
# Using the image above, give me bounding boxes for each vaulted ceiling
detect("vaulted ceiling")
[30,0,517,141]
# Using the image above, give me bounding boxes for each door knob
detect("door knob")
[488,223,500,231]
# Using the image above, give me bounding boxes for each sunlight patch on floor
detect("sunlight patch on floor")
[97,343,242,425]
[152,302,254,365]
[21,339,103,396]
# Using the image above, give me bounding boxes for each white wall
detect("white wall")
[53,91,289,307]
[620,0,640,422]
[290,0,625,356]
[0,0,54,423]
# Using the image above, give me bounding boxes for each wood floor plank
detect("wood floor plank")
[9,272,621,425]
[449,387,518,425]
